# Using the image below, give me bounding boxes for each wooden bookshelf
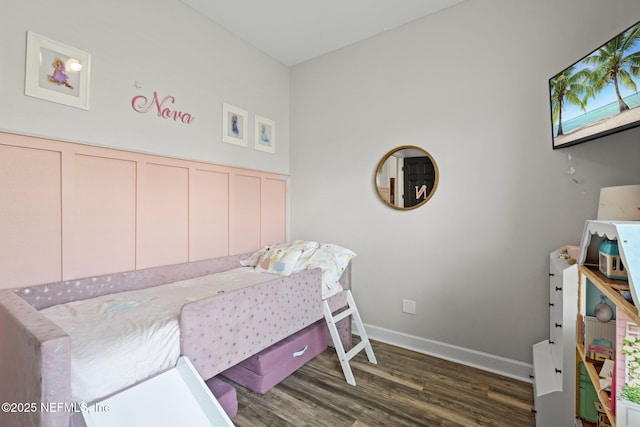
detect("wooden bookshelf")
[576,265,640,427]
[579,265,639,326]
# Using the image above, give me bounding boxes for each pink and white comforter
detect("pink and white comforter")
[41,267,276,403]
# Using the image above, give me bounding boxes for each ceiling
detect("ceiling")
[181,0,464,66]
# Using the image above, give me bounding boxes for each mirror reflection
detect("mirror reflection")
[375,145,438,210]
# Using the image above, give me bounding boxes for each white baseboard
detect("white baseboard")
[358,322,534,383]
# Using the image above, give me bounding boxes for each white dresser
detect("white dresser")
[532,249,578,427]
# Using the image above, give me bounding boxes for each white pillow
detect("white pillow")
[307,243,356,290]
[290,240,320,271]
[255,241,319,276]
[239,245,273,267]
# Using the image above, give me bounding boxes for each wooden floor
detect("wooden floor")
[223,339,536,427]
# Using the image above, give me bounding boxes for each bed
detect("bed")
[0,242,353,427]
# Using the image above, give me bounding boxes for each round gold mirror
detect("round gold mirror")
[375,145,439,210]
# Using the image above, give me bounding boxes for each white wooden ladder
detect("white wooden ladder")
[323,290,377,386]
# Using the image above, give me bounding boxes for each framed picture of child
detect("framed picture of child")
[24,31,91,110]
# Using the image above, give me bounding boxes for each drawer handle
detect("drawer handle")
[555,368,562,374]
[549,340,555,344]
[293,345,308,358]
[555,286,562,291]
[549,302,555,307]
[555,323,562,328]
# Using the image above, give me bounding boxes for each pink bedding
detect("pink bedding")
[40,267,280,403]
[0,254,351,427]
[181,267,350,380]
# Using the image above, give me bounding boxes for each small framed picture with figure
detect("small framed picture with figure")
[24,31,91,110]
[222,103,248,147]
[254,115,275,153]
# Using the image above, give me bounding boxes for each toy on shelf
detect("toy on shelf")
[589,340,615,362]
[599,238,628,281]
[595,401,614,427]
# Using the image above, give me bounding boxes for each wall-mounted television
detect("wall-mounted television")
[549,19,640,149]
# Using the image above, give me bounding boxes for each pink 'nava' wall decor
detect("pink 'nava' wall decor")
[0,131,289,289]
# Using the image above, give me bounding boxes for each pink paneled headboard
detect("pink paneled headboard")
[0,131,289,290]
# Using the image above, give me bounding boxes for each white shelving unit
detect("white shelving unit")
[532,249,578,427]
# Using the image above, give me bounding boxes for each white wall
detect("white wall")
[0,0,290,174]
[290,0,640,373]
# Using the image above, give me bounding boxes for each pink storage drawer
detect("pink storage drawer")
[204,376,237,418]
[221,320,328,393]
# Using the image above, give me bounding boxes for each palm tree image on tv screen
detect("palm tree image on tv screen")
[549,20,640,149]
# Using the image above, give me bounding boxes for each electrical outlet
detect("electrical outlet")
[402,299,416,315]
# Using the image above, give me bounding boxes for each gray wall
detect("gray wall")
[0,0,290,174]
[290,0,640,367]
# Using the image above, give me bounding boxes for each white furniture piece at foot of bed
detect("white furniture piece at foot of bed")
[76,357,234,427]
[323,290,377,385]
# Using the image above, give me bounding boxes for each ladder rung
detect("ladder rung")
[323,290,377,386]
[331,306,356,323]
[345,340,368,361]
